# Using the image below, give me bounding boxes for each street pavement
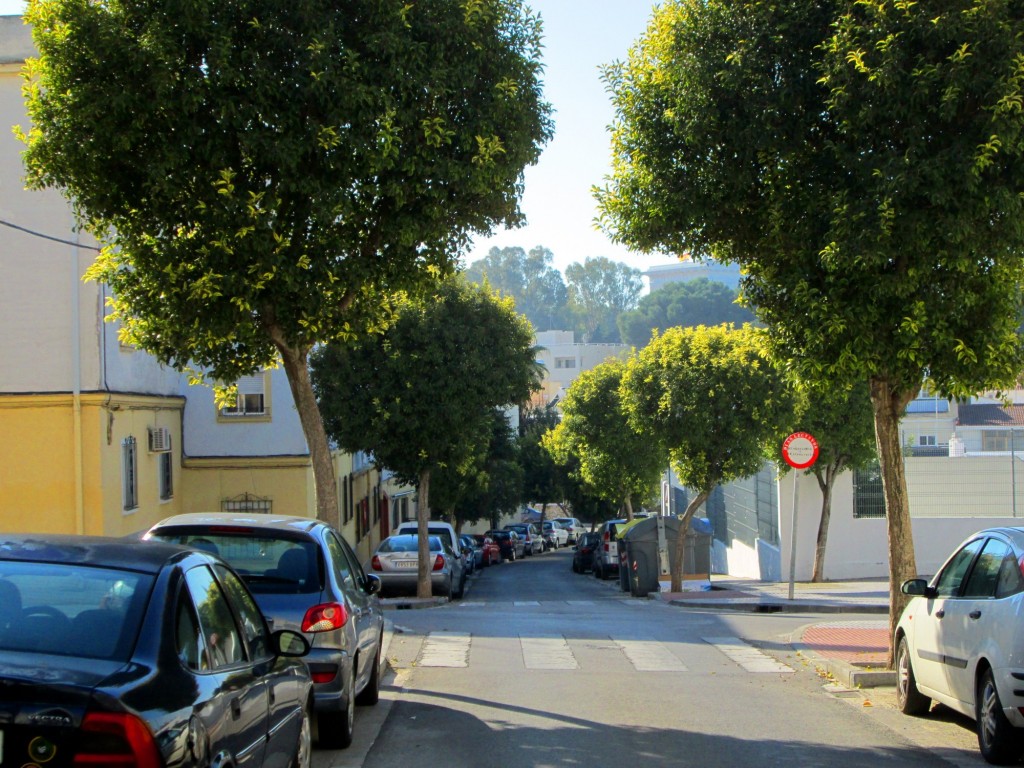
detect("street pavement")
[313,570,933,768]
[379,574,896,687]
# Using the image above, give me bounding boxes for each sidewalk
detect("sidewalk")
[657,577,894,687]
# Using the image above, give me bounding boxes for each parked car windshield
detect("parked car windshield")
[0,563,152,661]
[147,530,322,595]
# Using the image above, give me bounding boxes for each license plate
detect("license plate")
[394,561,417,569]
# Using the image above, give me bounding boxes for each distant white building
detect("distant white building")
[532,330,630,406]
[643,256,741,293]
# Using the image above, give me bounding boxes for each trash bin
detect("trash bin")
[622,516,713,597]
[617,537,630,591]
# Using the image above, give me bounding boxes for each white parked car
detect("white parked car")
[552,517,584,544]
[895,526,1024,764]
[542,521,569,549]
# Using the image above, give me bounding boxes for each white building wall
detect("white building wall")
[182,367,308,457]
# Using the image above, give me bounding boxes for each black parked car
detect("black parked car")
[0,533,313,768]
[145,513,385,749]
[572,531,601,574]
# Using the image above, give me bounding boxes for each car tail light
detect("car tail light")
[1018,554,1024,582]
[73,711,161,768]
[371,555,383,571]
[302,602,348,632]
[433,555,445,571]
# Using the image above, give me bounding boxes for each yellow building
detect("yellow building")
[0,17,406,560]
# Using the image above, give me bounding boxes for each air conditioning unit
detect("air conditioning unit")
[148,427,171,453]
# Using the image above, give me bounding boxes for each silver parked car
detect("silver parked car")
[366,534,466,599]
[144,513,384,750]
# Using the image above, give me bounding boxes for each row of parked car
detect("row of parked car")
[0,511,391,768]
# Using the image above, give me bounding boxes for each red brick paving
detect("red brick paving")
[801,624,889,666]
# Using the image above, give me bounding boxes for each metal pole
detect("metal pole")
[787,470,799,600]
[1013,430,1018,518]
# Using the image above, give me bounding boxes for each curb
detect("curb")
[664,597,889,615]
[793,643,896,689]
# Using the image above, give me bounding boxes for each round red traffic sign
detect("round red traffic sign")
[782,432,819,469]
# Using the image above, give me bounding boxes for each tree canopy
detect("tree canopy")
[310,276,539,596]
[22,0,552,522]
[464,246,569,332]
[564,257,643,343]
[544,358,663,519]
[598,0,1024,653]
[621,324,792,591]
[617,278,756,348]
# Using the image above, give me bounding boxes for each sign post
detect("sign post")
[782,432,819,600]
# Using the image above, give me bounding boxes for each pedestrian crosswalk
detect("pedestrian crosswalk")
[409,631,793,675]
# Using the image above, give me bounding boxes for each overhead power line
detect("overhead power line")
[1,217,101,252]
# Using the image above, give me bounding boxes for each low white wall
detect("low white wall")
[779,468,1019,582]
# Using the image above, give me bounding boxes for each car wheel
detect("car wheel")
[356,633,382,706]
[594,563,603,579]
[316,663,355,749]
[572,560,579,573]
[977,667,1024,764]
[895,635,930,715]
[454,572,465,599]
[288,696,313,768]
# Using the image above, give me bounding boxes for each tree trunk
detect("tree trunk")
[810,461,838,583]
[417,468,433,599]
[276,342,340,524]
[671,489,709,593]
[623,494,634,521]
[869,376,920,667]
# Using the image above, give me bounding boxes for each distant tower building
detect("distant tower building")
[643,254,741,293]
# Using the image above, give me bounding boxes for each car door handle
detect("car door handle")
[936,609,945,618]
[231,697,242,720]
[970,610,982,620]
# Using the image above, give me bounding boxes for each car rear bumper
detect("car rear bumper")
[305,647,352,712]
[375,572,451,596]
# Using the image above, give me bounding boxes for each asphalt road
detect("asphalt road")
[317,546,985,768]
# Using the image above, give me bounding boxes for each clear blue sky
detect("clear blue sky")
[0,0,674,278]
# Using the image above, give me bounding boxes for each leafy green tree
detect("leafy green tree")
[564,257,643,343]
[433,408,523,532]
[621,324,792,592]
[544,359,663,520]
[775,379,877,583]
[21,0,552,523]
[310,277,539,597]
[518,401,570,515]
[597,0,1024,650]
[464,246,569,331]
[618,278,756,348]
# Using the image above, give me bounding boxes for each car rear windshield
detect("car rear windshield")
[377,535,443,554]
[148,531,322,595]
[0,562,152,660]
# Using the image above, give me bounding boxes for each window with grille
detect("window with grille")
[554,357,576,369]
[983,430,1012,452]
[221,374,268,418]
[853,462,886,519]
[122,436,138,511]
[221,493,272,514]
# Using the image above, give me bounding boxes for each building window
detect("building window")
[159,449,174,501]
[122,436,138,511]
[852,462,886,519]
[918,435,936,447]
[554,357,576,369]
[983,430,1013,452]
[220,373,269,418]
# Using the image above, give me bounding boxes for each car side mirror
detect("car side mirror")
[901,578,933,597]
[272,629,311,657]
[365,574,382,595]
